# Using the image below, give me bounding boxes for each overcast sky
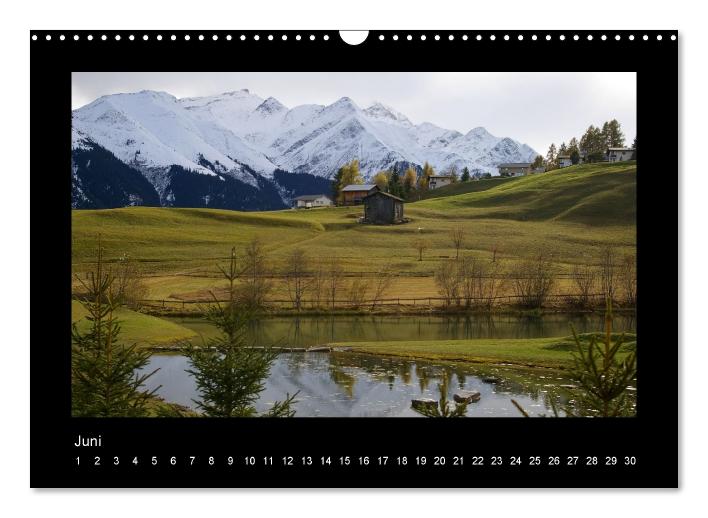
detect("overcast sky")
[72,72,636,154]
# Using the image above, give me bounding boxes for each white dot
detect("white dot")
[462,35,468,41]
[74,35,80,41]
[616,35,622,41]
[602,34,608,40]
[198,34,204,41]
[255,35,260,41]
[157,35,164,41]
[532,34,537,41]
[504,34,509,41]
[435,34,440,41]
[60,34,65,41]
[268,34,273,41]
[226,35,232,41]
[46,34,52,41]
[31,34,37,41]
[296,34,301,40]
[171,35,176,41]
[628,35,634,41]
[393,34,398,41]
[379,34,384,41]
[657,35,663,41]
[560,35,565,41]
[587,35,593,41]
[142,35,148,41]
[490,35,496,40]
[282,34,287,41]
[518,35,523,41]
[573,34,578,41]
[185,35,190,41]
[309,35,315,41]
[407,34,412,41]
[476,35,482,41]
[240,35,246,41]
[420,35,426,41]
[545,35,551,41]
[102,35,107,41]
[323,34,329,40]
[671,34,677,41]
[115,35,121,41]
[643,34,648,40]
[448,34,454,41]
[87,35,93,41]
[212,35,218,41]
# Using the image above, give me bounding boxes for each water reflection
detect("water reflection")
[169,313,636,349]
[140,352,608,418]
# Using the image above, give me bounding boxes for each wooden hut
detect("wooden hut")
[362,191,405,224]
[341,184,379,205]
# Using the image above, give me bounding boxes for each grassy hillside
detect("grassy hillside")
[72,162,636,303]
[417,176,520,200]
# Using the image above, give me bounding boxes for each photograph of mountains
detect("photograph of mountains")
[72,88,537,210]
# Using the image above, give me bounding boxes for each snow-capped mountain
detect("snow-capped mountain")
[72,89,537,210]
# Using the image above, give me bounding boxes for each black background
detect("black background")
[30,30,678,488]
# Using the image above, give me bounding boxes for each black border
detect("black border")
[30,30,678,488]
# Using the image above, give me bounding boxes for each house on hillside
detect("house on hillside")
[558,155,573,168]
[363,191,406,224]
[293,194,333,209]
[428,175,455,190]
[498,163,532,177]
[606,147,634,162]
[341,184,379,205]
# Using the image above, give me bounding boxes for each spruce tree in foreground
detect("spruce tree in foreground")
[185,248,297,417]
[72,242,158,417]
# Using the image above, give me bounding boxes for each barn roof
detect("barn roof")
[363,190,405,202]
[342,184,378,192]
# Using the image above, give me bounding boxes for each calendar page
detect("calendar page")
[30,30,677,488]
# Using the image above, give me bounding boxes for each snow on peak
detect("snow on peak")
[255,96,287,115]
[363,101,412,126]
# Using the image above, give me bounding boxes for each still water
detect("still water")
[167,313,636,349]
[142,352,578,417]
[144,313,635,417]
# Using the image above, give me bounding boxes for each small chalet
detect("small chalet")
[428,175,454,190]
[558,155,573,168]
[606,147,634,162]
[498,163,532,177]
[341,184,379,205]
[293,194,333,209]
[362,191,405,225]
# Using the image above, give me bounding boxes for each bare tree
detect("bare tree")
[450,226,465,260]
[346,276,369,309]
[619,254,637,307]
[570,264,597,308]
[460,255,505,310]
[512,253,555,308]
[491,242,502,263]
[412,237,430,262]
[284,248,311,311]
[600,247,617,303]
[110,253,148,308]
[325,257,344,309]
[435,259,462,306]
[371,266,397,310]
[310,258,326,309]
[237,238,273,310]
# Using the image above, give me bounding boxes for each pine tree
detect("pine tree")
[546,143,557,170]
[185,248,297,417]
[558,142,568,156]
[601,119,625,148]
[72,240,158,417]
[631,136,637,159]
[403,167,418,197]
[531,155,544,170]
[388,169,402,197]
[460,166,471,182]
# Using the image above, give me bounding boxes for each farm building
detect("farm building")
[606,147,634,162]
[362,191,405,224]
[341,184,379,205]
[428,175,455,190]
[293,194,333,209]
[558,155,573,168]
[498,163,532,177]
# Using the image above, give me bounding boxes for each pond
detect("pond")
[143,313,636,417]
[167,313,636,349]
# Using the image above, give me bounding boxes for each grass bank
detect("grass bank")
[333,333,636,370]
